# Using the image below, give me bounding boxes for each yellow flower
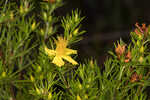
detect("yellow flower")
[45,37,78,67]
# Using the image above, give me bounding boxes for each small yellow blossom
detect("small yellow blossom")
[45,37,78,67]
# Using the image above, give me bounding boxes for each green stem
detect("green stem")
[59,70,69,89]
[58,69,73,96]
[119,66,125,80]
[3,0,8,12]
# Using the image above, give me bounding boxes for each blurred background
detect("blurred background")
[57,0,150,64]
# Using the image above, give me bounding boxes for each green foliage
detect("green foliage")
[0,0,150,100]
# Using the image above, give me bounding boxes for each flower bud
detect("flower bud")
[84,94,88,99]
[19,6,24,14]
[139,56,144,63]
[9,97,13,100]
[90,60,94,68]
[88,78,91,83]
[140,46,144,53]
[2,71,6,77]
[2,13,5,17]
[48,92,52,100]
[136,40,140,47]
[73,28,79,35]
[45,4,49,10]
[78,83,82,89]
[37,65,42,72]
[40,29,45,36]
[40,74,43,80]
[66,24,70,30]
[57,0,61,3]
[69,34,72,38]
[30,75,34,82]
[31,22,36,31]
[75,14,78,22]
[24,1,29,13]
[48,16,52,22]
[36,87,40,95]
[77,95,82,100]
[115,44,126,59]
[86,85,90,88]
[50,0,56,3]
[48,27,53,34]
[24,7,28,13]
[43,12,47,21]
[138,34,143,40]
[10,12,14,20]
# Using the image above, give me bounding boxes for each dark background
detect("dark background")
[57,0,150,64]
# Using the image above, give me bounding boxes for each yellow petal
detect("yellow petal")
[55,37,68,49]
[52,56,64,67]
[65,48,77,55]
[62,56,78,65]
[45,46,56,56]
